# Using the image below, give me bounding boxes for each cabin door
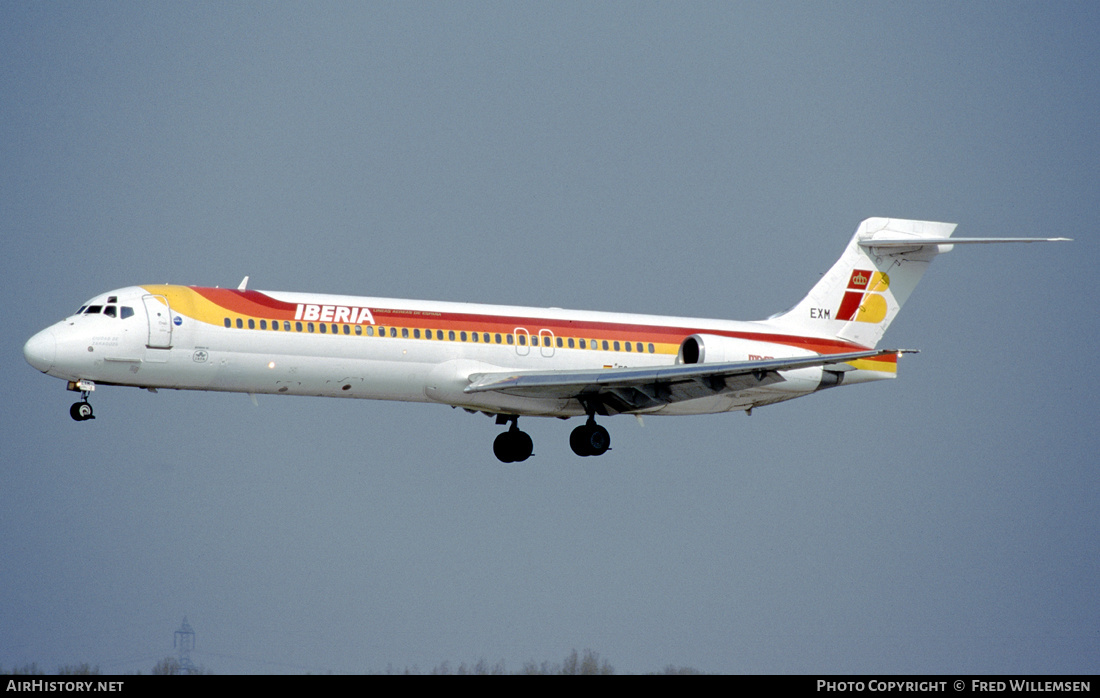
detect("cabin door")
[143,295,173,349]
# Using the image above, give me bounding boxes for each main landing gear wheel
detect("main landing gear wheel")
[70,401,94,421]
[493,419,533,463]
[570,419,610,457]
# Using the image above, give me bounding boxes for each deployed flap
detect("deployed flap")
[464,348,906,410]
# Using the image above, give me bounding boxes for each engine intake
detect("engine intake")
[676,333,815,365]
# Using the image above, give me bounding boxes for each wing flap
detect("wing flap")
[464,348,908,406]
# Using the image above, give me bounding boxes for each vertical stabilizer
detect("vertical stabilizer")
[765,218,957,348]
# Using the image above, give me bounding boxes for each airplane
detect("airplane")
[24,217,1067,462]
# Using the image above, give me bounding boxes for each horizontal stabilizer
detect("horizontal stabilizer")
[860,237,1071,249]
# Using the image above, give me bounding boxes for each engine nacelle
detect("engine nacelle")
[676,333,815,365]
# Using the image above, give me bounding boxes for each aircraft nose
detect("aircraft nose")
[24,327,57,372]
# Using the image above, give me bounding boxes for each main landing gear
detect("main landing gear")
[569,418,611,457]
[493,416,533,463]
[491,413,612,462]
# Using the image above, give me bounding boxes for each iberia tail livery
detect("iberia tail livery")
[24,218,1068,462]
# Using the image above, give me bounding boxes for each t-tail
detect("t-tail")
[764,217,1069,348]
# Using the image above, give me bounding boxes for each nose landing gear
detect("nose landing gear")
[67,380,95,421]
[69,398,94,421]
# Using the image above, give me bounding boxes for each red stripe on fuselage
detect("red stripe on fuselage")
[191,287,877,356]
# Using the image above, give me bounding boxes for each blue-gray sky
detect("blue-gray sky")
[3,2,1097,674]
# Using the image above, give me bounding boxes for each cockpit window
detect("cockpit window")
[104,305,117,318]
[120,306,134,319]
[85,305,103,314]
[76,305,87,315]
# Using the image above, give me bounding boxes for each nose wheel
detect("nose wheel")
[70,399,94,421]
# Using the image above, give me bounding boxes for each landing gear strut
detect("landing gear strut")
[569,417,610,457]
[493,416,533,463]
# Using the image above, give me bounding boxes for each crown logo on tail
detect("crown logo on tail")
[837,271,890,323]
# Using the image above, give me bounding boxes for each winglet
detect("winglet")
[238,276,250,291]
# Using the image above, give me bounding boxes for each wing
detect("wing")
[464,348,911,414]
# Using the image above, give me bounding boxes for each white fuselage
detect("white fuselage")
[24,284,886,419]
